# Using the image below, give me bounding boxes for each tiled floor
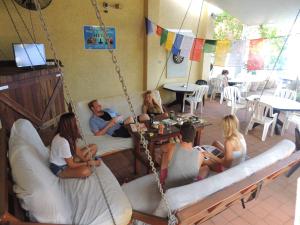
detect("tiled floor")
[103,99,300,225]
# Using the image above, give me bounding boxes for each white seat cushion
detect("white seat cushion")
[123,140,295,218]
[122,174,161,214]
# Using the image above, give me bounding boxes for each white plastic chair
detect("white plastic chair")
[274,88,297,135]
[236,82,252,98]
[245,101,278,141]
[209,78,223,103]
[182,85,209,114]
[223,86,247,115]
[274,88,296,100]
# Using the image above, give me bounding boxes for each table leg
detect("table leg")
[194,127,204,146]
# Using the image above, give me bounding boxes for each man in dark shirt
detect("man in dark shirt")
[88,99,133,137]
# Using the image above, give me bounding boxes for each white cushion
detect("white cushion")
[123,140,295,218]
[76,91,162,155]
[9,138,71,224]
[154,139,295,217]
[9,119,132,224]
[9,119,49,163]
[122,174,161,214]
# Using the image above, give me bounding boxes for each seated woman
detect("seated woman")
[50,112,101,178]
[160,122,207,189]
[202,114,247,174]
[141,91,168,120]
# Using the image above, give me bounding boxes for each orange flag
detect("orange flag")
[190,38,204,61]
[156,25,163,36]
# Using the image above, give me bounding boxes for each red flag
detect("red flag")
[190,38,205,61]
[156,25,163,36]
[247,38,265,70]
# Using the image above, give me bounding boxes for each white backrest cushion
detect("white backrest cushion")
[9,119,49,163]
[154,139,295,217]
[9,138,71,223]
[76,92,144,135]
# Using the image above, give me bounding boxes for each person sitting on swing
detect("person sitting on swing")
[160,122,208,189]
[88,99,134,138]
[201,114,247,173]
[49,112,101,178]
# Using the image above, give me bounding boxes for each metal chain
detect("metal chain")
[32,1,116,224]
[90,0,177,224]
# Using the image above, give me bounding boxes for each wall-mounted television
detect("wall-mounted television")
[13,43,46,68]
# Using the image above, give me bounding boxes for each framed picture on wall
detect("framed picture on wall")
[83,25,116,49]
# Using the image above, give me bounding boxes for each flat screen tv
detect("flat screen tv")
[13,43,46,68]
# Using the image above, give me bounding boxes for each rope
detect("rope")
[185,0,204,89]
[32,0,118,224]
[89,0,178,224]
[2,0,34,68]
[155,0,193,89]
[29,9,37,42]
[10,0,45,62]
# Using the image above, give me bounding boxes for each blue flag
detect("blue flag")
[171,34,183,55]
[145,18,153,35]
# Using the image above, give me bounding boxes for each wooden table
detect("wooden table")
[128,118,210,174]
[163,83,202,111]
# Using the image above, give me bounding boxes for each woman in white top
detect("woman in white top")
[202,114,247,173]
[50,112,101,178]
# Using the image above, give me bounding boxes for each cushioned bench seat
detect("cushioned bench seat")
[76,91,162,156]
[122,139,295,218]
[9,119,132,225]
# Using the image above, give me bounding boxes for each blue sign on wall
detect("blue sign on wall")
[83,26,116,49]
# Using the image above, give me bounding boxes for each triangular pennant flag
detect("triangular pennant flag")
[156,25,163,36]
[214,40,231,66]
[172,34,184,55]
[203,40,217,53]
[165,32,175,51]
[247,38,265,71]
[145,17,153,35]
[228,40,246,67]
[190,38,205,61]
[160,29,168,45]
[180,36,194,57]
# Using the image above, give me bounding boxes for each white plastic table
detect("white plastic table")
[246,95,300,111]
[163,83,202,110]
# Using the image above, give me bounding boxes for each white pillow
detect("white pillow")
[9,119,49,163]
[9,137,71,223]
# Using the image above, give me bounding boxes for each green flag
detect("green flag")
[160,29,168,46]
[203,40,217,53]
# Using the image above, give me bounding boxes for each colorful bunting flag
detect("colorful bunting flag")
[228,40,246,67]
[160,29,168,45]
[165,32,175,51]
[180,36,194,57]
[172,34,184,55]
[214,40,231,66]
[190,38,205,61]
[203,40,217,53]
[247,38,265,71]
[156,25,163,36]
[145,18,153,35]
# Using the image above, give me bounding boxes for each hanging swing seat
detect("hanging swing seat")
[123,139,300,224]
[76,90,163,156]
[0,119,132,225]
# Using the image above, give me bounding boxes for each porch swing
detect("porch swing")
[1,0,300,225]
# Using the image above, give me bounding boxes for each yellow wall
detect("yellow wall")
[0,0,145,102]
[146,0,209,103]
[0,0,210,104]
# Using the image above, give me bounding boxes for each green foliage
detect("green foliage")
[213,12,243,40]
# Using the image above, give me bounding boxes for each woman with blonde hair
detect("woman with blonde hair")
[142,90,165,116]
[202,114,247,172]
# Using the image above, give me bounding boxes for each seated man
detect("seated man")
[160,122,207,189]
[88,99,134,138]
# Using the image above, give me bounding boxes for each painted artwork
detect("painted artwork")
[83,26,116,49]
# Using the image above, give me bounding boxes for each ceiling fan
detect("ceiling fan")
[14,0,52,10]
